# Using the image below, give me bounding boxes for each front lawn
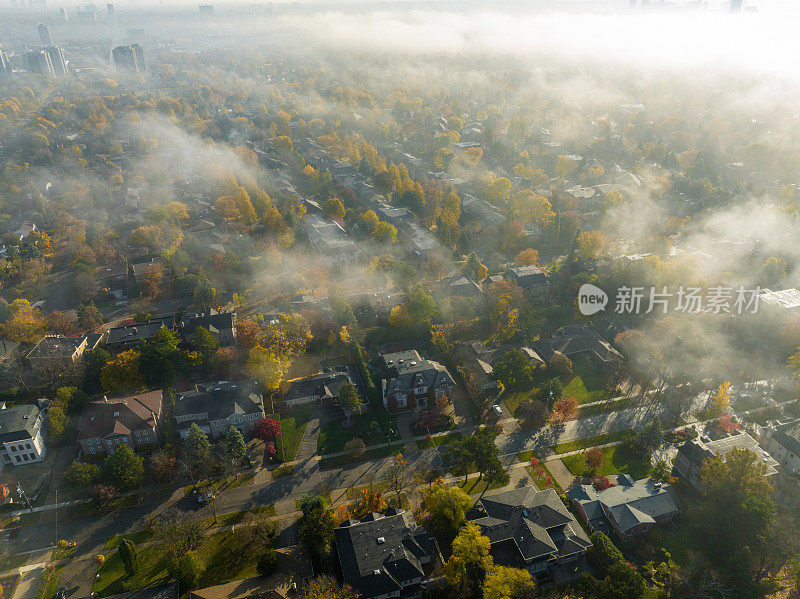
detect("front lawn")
[502,388,541,416]
[453,475,505,495]
[526,463,562,492]
[94,528,273,597]
[276,404,315,461]
[416,431,462,450]
[562,361,612,405]
[317,412,399,455]
[182,472,255,495]
[553,430,627,454]
[561,444,651,479]
[104,530,153,550]
[36,566,64,599]
[318,443,404,470]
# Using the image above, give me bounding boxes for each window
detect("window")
[15,456,21,463]
[22,454,28,461]
[29,453,35,460]
[90,447,95,455]
[25,443,31,449]
[87,439,93,446]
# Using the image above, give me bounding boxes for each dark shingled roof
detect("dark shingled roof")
[334,509,432,599]
[174,380,263,427]
[771,420,800,457]
[0,404,43,443]
[530,324,621,364]
[567,478,682,534]
[468,487,591,566]
[284,368,358,403]
[379,350,454,398]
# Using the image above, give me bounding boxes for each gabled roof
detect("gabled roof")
[78,390,163,441]
[174,380,263,424]
[469,487,591,565]
[380,350,455,397]
[530,323,621,364]
[182,309,235,334]
[770,419,800,457]
[284,367,358,402]
[334,509,431,599]
[505,265,547,289]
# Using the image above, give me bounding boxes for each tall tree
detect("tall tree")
[338,381,363,426]
[483,566,535,599]
[226,426,247,463]
[444,523,494,596]
[103,445,144,491]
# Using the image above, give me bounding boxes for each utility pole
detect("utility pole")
[16,482,34,513]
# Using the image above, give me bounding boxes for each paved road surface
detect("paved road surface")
[11,565,43,599]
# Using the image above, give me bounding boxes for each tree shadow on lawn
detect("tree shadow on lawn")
[199,532,256,588]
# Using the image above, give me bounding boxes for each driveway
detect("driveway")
[295,411,321,462]
[12,565,43,599]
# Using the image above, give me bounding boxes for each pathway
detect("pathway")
[11,565,43,599]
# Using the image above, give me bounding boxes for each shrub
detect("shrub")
[345,438,366,460]
[257,549,278,577]
[589,531,624,571]
[169,551,205,590]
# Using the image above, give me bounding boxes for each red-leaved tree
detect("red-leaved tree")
[592,475,615,491]
[253,418,281,442]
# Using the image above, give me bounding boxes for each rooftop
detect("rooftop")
[0,404,43,444]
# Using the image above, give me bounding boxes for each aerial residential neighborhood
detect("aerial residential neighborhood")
[1,1,800,599]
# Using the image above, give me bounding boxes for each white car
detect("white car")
[492,404,503,416]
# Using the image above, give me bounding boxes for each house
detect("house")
[455,340,544,392]
[305,215,361,268]
[102,582,179,599]
[673,432,779,490]
[77,391,163,456]
[106,315,177,352]
[131,258,168,286]
[530,324,622,367]
[180,309,237,347]
[334,509,433,599]
[174,380,265,439]
[434,275,483,299]
[568,476,681,541]
[467,487,591,585]
[379,350,455,411]
[95,262,129,300]
[283,366,360,408]
[762,418,800,474]
[461,195,507,227]
[26,335,92,366]
[504,265,548,293]
[0,403,47,469]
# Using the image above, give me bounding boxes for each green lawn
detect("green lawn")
[561,445,651,479]
[276,404,315,461]
[453,475,505,495]
[272,464,294,478]
[502,388,541,416]
[562,361,611,405]
[318,412,400,455]
[526,464,562,492]
[318,442,405,470]
[94,528,272,597]
[577,397,632,417]
[51,545,76,561]
[104,530,153,550]
[182,472,255,495]
[36,566,64,599]
[416,432,462,450]
[517,450,538,463]
[553,430,627,454]
[201,504,276,528]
